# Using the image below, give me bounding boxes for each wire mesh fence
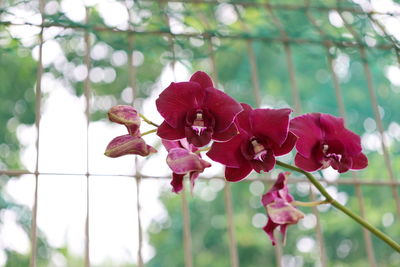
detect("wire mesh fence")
[1,0,400,266]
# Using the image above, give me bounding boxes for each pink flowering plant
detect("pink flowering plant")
[104,71,400,252]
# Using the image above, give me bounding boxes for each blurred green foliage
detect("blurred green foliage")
[1,0,400,266]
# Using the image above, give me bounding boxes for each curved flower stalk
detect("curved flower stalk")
[103,71,400,253]
[104,105,157,158]
[276,160,400,252]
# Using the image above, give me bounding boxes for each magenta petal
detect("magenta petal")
[212,122,238,142]
[157,121,185,140]
[267,199,305,225]
[108,105,141,135]
[156,81,205,128]
[261,172,304,247]
[171,173,184,194]
[294,153,322,172]
[351,153,368,170]
[203,87,243,132]
[320,114,362,156]
[272,132,297,156]
[105,134,157,158]
[290,113,323,158]
[161,139,182,152]
[189,71,214,89]
[225,163,252,182]
[207,134,247,168]
[166,148,211,174]
[263,219,279,246]
[251,108,292,146]
[235,103,253,133]
[261,172,291,206]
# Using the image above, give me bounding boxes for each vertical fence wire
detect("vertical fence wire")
[210,46,240,267]
[192,0,219,85]
[304,3,377,265]
[125,1,144,267]
[264,4,328,266]
[264,4,301,114]
[336,3,400,219]
[181,185,194,267]
[161,3,194,267]
[30,0,44,266]
[193,3,239,266]
[234,6,283,265]
[234,4,262,108]
[126,2,144,265]
[83,6,92,267]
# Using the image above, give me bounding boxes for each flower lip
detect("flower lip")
[184,108,215,147]
[191,111,207,135]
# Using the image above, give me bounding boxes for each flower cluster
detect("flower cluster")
[104,71,368,246]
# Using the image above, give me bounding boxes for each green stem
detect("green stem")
[140,114,159,128]
[195,146,211,154]
[141,129,157,136]
[276,160,400,253]
[292,199,332,207]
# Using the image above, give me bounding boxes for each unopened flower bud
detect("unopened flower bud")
[108,105,141,135]
[105,134,156,158]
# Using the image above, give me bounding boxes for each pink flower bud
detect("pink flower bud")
[108,105,141,135]
[105,134,156,158]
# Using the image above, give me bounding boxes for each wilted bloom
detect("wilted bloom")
[207,103,297,181]
[290,113,368,173]
[262,172,304,246]
[163,139,211,193]
[156,71,243,147]
[105,105,156,158]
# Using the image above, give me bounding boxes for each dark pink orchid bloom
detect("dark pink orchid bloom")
[207,103,297,181]
[262,172,304,246]
[156,71,243,147]
[163,139,211,193]
[290,113,368,173]
[105,105,157,158]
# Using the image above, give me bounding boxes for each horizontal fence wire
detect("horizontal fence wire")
[1,0,400,266]
[1,169,400,186]
[1,20,397,51]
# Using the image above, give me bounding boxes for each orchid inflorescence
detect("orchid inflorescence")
[104,71,371,246]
